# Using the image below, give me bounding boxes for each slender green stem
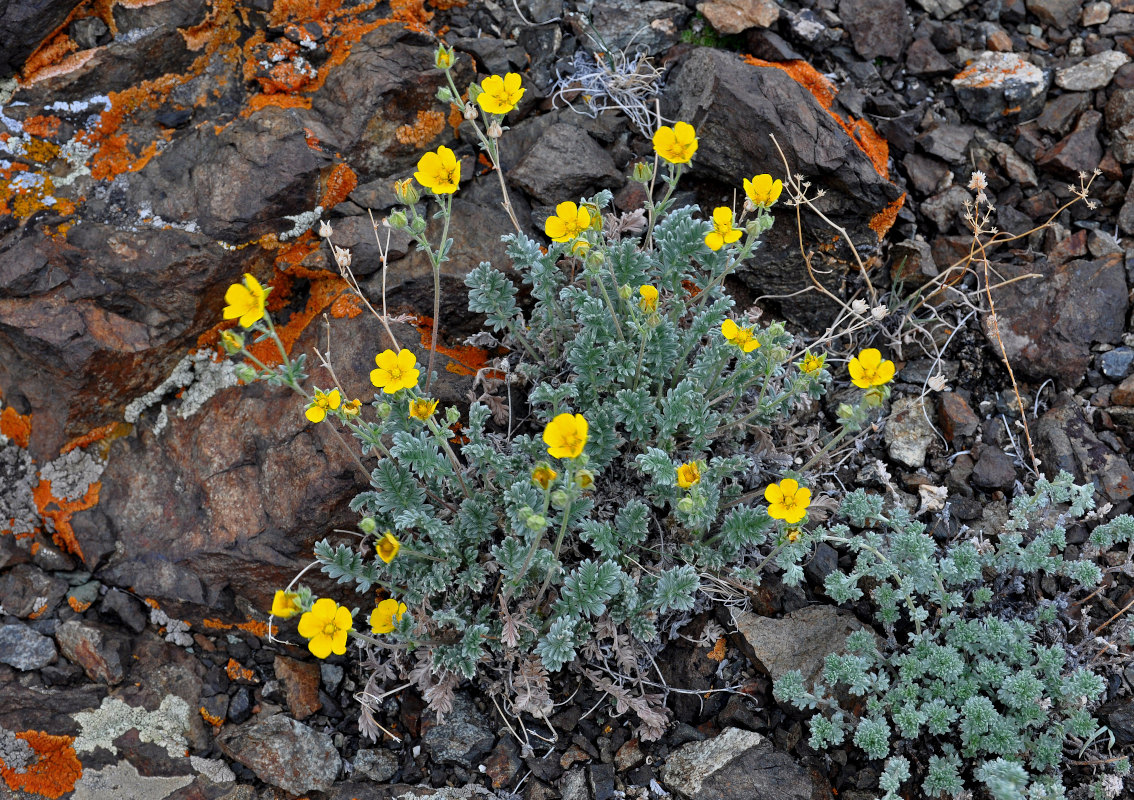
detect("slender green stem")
[428,417,470,498]
[426,194,452,392]
[631,325,649,390]
[535,480,575,607]
[595,270,625,342]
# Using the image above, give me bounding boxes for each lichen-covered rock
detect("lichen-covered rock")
[217,714,341,796]
[0,622,58,670]
[951,52,1050,123]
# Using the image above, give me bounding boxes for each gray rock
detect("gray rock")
[0,563,68,619]
[1111,121,1134,162]
[353,748,399,782]
[1056,50,1131,90]
[586,0,691,55]
[696,0,779,33]
[733,605,870,689]
[1120,180,1134,235]
[1036,399,1134,502]
[910,0,968,18]
[1102,698,1134,745]
[1083,1,1112,25]
[0,622,58,670]
[987,253,1127,385]
[660,728,824,800]
[920,185,973,232]
[1107,88,1134,131]
[906,37,954,74]
[1102,11,1134,34]
[1100,347,1134,379]
[663,47,904,326]
[99,588,148,633]
[951,51,1050,123]
[890,238,939,285]
[217,714,341,795]
[560,768,590,800]
[1027,0,1086,27]
[839,0,912,59]
[917,123,977,163]
[509,123,621,206]
[885,396,937,469]
[421,693,496,768]
[1038,92,1091,136]
[971,444,1018,491]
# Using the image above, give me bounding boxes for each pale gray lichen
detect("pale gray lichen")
[0,441,38,537]
[70,760,193,800]
[38,447,105,502]
[73,695,191,757]
[124,349,238,434]
[278,204,324,242]
[150,607,193,647]
[190,755,236,783]
[0,726,35,771]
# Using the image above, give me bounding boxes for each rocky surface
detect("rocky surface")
[4,0,1134,798]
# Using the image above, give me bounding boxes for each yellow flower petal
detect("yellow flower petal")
[305,406,326,424]
[308,634,333,659]
[713,206,733,227]
[764,483,784,505]
[330,628,349,655]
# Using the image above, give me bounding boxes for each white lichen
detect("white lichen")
[124,349,238,432]
[70,761,193,800]
[0,726,35,771]
[38,447,105,501]
[0,442,38,537]
[278,204,324,242]
[190,756,236,783]
[73,695,191,758]
[150,607,193,647]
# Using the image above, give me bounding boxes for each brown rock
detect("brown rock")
[839,0,912,59]
[732,605,870,690]
[1112,374,1134,405]
[1038,110,1104,177]
[55,619,131,685]
[274,656,322,720]
[696,0,779,33]
[937,392,980,441]
[1036,399,1134,501]
[0,564,68,619]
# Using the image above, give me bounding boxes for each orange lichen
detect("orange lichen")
[396,110,446,149]
[449,100,466,136]
[0,731,83,799]
[68,596,92,613]
[19,33,78,83]
[390,0,434,32]
[61,421,130,455]
[180,0,238,51]
[743,55,890,181]
[199,707,225,729]
[707,637,727,661]
[869,193,906,241]
[22,116,62,138]
[320,163,358,209]
[225,658,256,682]
[143,597,161,609]
[202,617,275,637]
[0,407,32,448]
[31,479,100,559]
[414,316,494,377]
[429,0,467,7]
[245,93,313,114]
[330,292,363,318]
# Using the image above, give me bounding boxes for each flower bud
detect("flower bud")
[527,514,548,531]
[575,469,595,490]
[583,203,603,232]
[631,161,653,183]
[436,86,453,103]
[445,406,461,425]
[388,210,408,229]
[550,490,569,510]
[410,216,427,235]
[236,365,258,383]
[618,284,633,301]
[676,496,695,514]
[359,517,378,534]
[377,402,392,419]
[221,330,244,354]
[434,45,454,71]
[394,178,420,205]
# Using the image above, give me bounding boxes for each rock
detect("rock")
[0,622,58,670]
[1100,347,1134,378]
[1057,51,1131,90]
[273,656,321,720]
[906,37,955,74]
[1084,2,1113,25]
[586,0,691,55]
[890,239,939,284]
[485,737,522,789]
[217,714,341,796]
[509,123,621,206]
[99,588,148,633]
[55,619,131,685]
[732,605,870,689]
[1028,0,1087,27]
[920,185,973,232]
[1107,87,1134,131]
[615,739,646,772]
[1035,399,1134,501]
[937,392,980,440]
[421,693,496,768]
[0,0,83,79]
[1038,92,1091,136]
[663,48,904,326]
[884,397,937,469]
[1102,12,1134,33]
[917,123,977,163]
[971,444,1018,491]
[911,0,968,18]
[839,0,911,59]
[1101,698,1134,745]
[1110,121,1134,162]
[0,563,68,618]
[952,52,1049,123]
[987,253,1127,385]
[697,0,779,33]
[1113,374,1134,405]
[660,728,824,800]
[353,748,400,782]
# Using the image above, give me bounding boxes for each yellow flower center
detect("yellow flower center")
[388,366,403,381]
[378,541,394,558]
[734,329,754,347]
[322,622,337,636]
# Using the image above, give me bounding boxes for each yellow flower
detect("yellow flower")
[721,319,760,353]
[848,348,896,389]
[743,173,783,209]
[305,388,342,424]
[786,528,802,543]
[476,73,525,115]
[576,469,595,490]
[394,177,419,204]
[376,531,400,563]
[223,273,267,328]
[220,329,244,353]
[271,590,301,619]
[676,461,701,489]
[414,145,461,194]
[765,479,811,525]
[542,413,588,459]
[435,45,454,70]
[370,349,420,394]
[652,121,698,164]
[370,598,407,635]
[705,206,742,251]
[532,464,558,490]
[409,397,439,421]
[545,201,591,243]
[801,352,825,374]
[341,398,362,417]
[296,598,353,659]
[639,285,658,313]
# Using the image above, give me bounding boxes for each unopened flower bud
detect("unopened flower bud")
[394,178,420,205]
[434,45,454,71]
[388,210,408,229]
[221,330,244,354]
[676,496,695,514]
[410,216,427,234]
[618,284,633,301]
[445,406,461,424]
[527,514,548,531]
[631,161,653,183]
[487,120,503,139]
[377,402,392,419]
[550,490,569,510]
[236,365,258,383]
[436,86,453,103]
[575,469,595,490]
[359,517,378,534]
